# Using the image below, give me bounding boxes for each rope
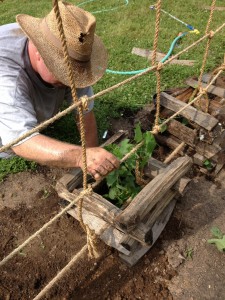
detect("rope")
[194,0,216,109]
[33,244,88,300]
[53,0,98,258]
[151,0,162,131]
[164,142,186,164]
[1,22,225,154]
[0,187,92,268]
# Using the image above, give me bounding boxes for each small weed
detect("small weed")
[208,226,225,253]
[41,188,52,199]
[184,248,193,259]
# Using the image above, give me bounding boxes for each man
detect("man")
[0,1,120,180]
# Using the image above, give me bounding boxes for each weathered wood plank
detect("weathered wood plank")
[63,204,130,255]
[167,119,197,147]
[56,182,121,225]
[119,199,176,266]
[160,92,218,130]
[155,134,185,155]
[131,48,195,66]
[186,78,225,99]
[114,156,192,231]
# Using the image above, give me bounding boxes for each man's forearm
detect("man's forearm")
[12,134,83,168]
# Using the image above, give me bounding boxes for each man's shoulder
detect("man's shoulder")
[0,23,24,37]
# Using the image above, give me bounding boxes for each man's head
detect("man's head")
[16,1,108,88]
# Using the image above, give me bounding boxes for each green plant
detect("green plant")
[208,226,225,252]
[104,124,156,207]
[0,157,37,181]
[185,247,194,259]
[203,159,213,171]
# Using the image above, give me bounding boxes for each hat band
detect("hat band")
[40,19,91,62]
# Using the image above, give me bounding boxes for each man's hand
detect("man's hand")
[78,147,120,180]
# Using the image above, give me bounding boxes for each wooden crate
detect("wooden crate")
[153,73,225,176]
[56,131,192,266]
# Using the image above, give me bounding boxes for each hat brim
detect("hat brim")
[17,14,108,88]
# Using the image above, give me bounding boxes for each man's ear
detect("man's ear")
[35,50,42,62]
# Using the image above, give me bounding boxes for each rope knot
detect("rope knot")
[199,86,207,95]
[80,95,89,111]
[156,62,163,71]
[152,125,160,135]
[208,30,215,39]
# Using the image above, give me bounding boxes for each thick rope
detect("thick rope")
[33,244,88,300]
[0,22,225,155]
[53,0,99,258]
[0,187,92,268]
[164,142,185,164]
[151,1,162,130]
[194,0,216,109]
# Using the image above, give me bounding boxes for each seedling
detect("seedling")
[208,226,225,252]
[184,247,193,259]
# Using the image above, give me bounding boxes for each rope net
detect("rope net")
[0,0,225,298]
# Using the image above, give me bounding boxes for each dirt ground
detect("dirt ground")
[0,112,225,299]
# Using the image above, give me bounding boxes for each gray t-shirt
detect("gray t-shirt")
[0,23,94,158]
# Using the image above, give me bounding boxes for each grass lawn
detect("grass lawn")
[0,0,224,177]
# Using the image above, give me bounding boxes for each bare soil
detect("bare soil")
[0,111,225,300]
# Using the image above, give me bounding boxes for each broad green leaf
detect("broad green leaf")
[208,236,225,252]
[134,123,143,143]
[106,170,118,187]
[211,226,223,239]
[108,187,117,200]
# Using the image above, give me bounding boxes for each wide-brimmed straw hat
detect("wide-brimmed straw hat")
[16,1,108,88]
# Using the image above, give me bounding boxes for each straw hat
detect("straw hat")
[16,1,108,88]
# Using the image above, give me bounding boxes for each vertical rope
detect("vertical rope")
[151,0,162,130]
[53,0,98,258]
[195,0,216,111]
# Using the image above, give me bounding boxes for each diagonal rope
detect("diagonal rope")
[33,244,88,300]
[0,187,92,268]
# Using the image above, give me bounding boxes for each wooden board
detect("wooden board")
[114,156,192,231]
[160,92,218,130]
[119,199,176,266]
[131,48,196,66]
[186,78,225,99]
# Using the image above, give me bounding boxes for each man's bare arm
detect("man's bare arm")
[12,134,119,180]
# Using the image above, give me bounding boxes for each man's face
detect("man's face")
[36,55,66,88]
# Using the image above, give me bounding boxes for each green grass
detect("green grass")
[0,0,225,178]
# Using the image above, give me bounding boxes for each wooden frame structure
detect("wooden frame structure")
[56,131,192,266]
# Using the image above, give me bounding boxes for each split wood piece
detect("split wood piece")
[160,92,218,131]
[119,199,176,267]
[144,158,191,196]
[155,133,185,155]
[56,181,121,224]
[131,47,196,66]
[64,205,130,256]
[114,156,192,232]
[203,6,225,11]
[120,189,177,247]
[166,119,197,147]
[186,78,225,99]
[195,141,221,159]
